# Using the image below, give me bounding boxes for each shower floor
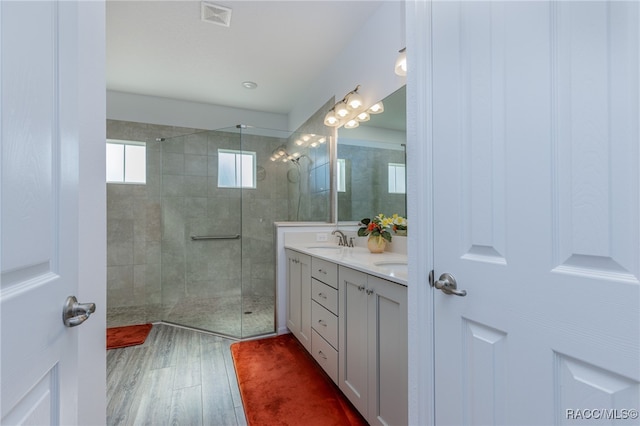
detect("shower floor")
[107,295,275,339]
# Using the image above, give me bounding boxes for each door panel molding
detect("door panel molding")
[462,318,507,426]
[459,1,507,266]
[550,1,640,283]
[553,352,640,425]
[2,366,59,425]
[1,0,59,284]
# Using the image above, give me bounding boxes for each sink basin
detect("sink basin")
[305,245,342,251]
[374,261,408,267]
[373,260,408,275]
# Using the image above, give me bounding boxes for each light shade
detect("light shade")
[344,119,359,129]
[356,111,370,122]
[346,91,363,110]
[395,48,407,76]
[324,110,340,127]
[368,102,384,114]
[334,101,349,118]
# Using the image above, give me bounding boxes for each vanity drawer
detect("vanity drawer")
[312,278,338,315]
[311,257,338,288]
[311,329,338,384]
[311,300,338,349]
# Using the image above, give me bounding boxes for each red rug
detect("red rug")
[231,333,367,426]
[106,324,153,350]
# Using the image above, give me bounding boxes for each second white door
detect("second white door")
[432,1,640,424]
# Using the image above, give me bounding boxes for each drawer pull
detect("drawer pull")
[366,289,375,295]
[318,269,327,275]
[317,319,327,327]
[357,285,365,292]
[318,350,327,360]
[318,292,327,299]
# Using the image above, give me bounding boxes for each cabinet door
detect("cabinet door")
[367,276,408,426]
[286,250,301,336]
[298,253,312,351]
[338,266,369,415]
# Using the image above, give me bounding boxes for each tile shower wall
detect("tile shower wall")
[337,144,406,221]
[107,120,201,327]
[107,109,333,330]
[286,98,335,222]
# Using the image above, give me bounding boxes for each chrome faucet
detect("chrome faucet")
[331,229,348,247]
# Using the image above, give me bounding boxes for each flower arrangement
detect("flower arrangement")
[391,214,407,233]
[357,214,394,242]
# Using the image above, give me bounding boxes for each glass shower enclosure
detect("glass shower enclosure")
[159,125,330,339]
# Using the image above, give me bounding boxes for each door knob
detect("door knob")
[62,296,96,327]
[434,273,467,297]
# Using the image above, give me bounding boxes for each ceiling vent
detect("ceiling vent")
[201,2,232,28]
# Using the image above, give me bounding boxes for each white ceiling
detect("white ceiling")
[107,0,384,115]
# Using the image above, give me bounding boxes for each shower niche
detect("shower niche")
[159,126,331,339]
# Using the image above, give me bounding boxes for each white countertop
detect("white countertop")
[285,243,408,286]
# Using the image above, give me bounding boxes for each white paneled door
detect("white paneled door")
[432,1,640,424]
[1,1,105,425]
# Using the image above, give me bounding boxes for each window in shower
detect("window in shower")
[218,149,256,188]
[388,162,406,194]
[106,140,146,183]
[337,158,346,192]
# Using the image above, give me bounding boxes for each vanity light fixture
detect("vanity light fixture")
[395,47,407,76]
[270,136,324,163]
[323,85,384,129]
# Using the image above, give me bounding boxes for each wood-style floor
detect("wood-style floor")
[107,323,248,426]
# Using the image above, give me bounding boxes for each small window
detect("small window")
[337,158,346,193]
[388,163,406,194]
[106,140,146,183]
[218,149,256,189]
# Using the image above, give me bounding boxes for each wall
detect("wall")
[107,90,287,131]
[288,1,406,131]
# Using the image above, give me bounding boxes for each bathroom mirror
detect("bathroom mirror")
[336,85,406,223]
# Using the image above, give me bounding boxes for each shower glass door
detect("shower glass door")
[160,129,244,337]
[160,125,330,339]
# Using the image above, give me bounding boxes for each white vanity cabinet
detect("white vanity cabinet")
[310,257,339,383]
[284,245,408,425]
[285,249,311,351]
[338,265,408,426]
